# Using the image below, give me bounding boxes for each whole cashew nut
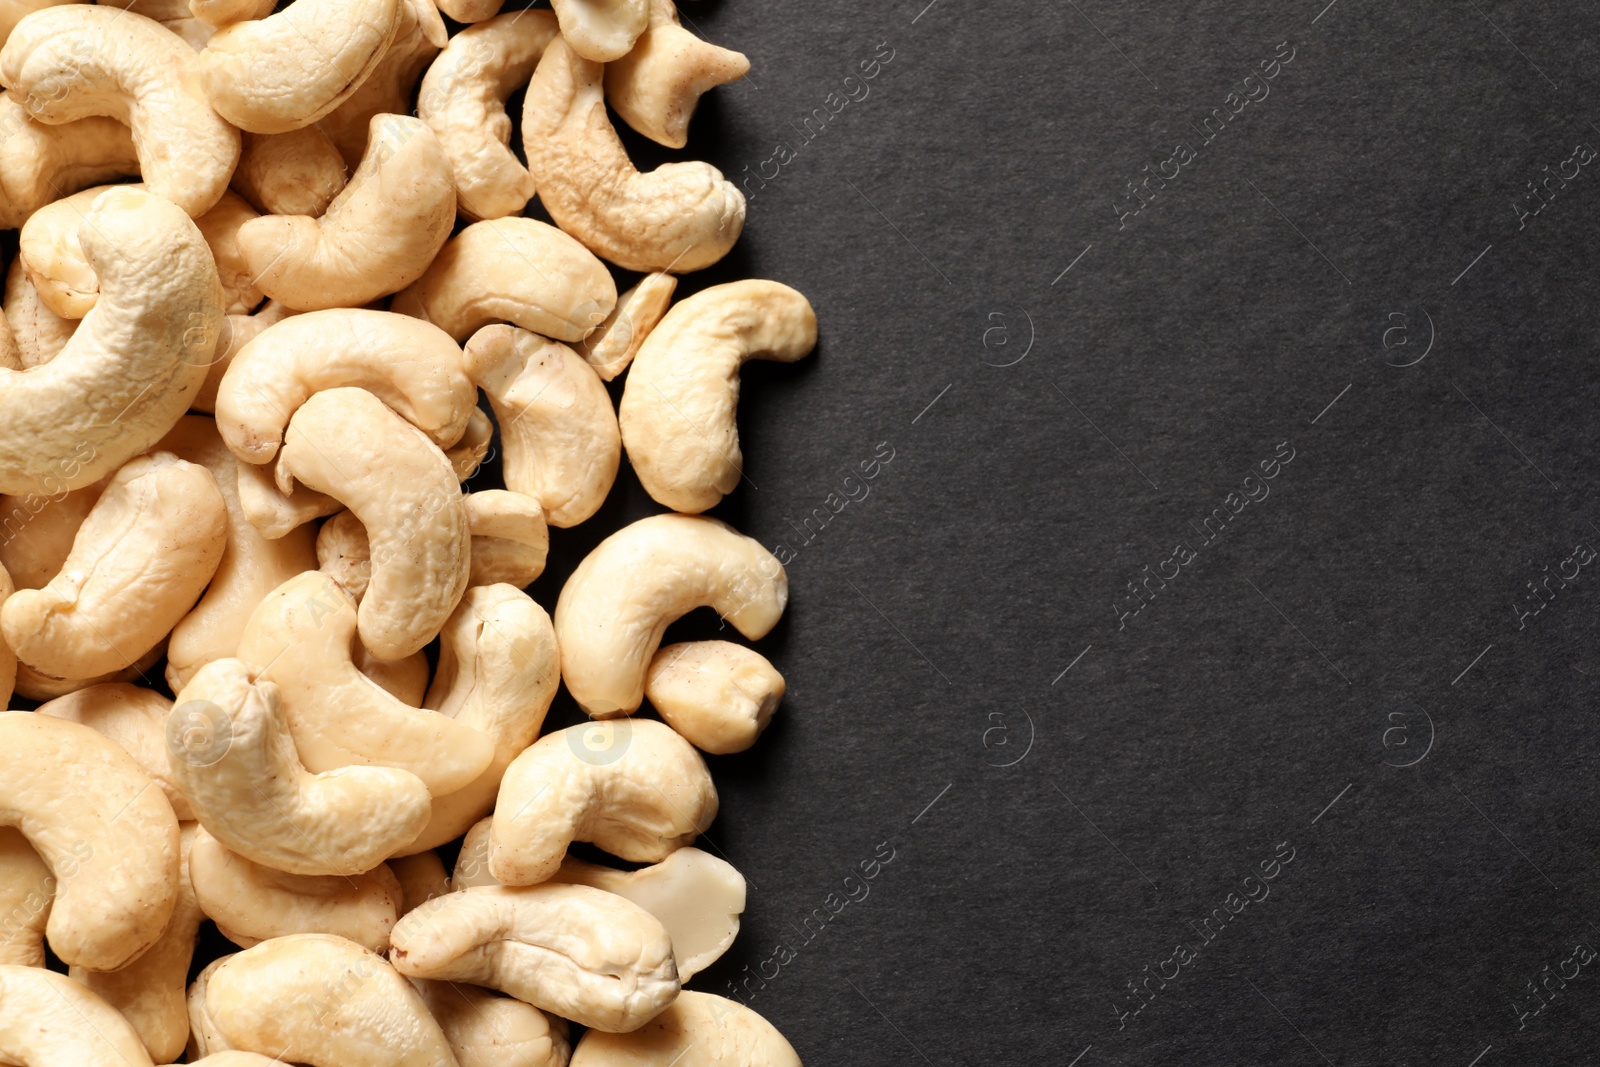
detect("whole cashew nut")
[464,489,548,588]
[0,965,156,1067]
[320,0,446,167]
[414,981,570,1067]
[605,0,748,149]
[569,992,801,1067]
[36,682,189,819]
[549,0,646,62]
[231,127,348,217]
[578,271,676,381]
[0,828,50,967]
[645,640,784,755]
[553,514,787,717]
[0,90,137,229]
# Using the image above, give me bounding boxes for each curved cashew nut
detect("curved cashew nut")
[391,216,616,344]
[645,641,784,755]
[0,5,239,216]
[463,325,619,527]
[390,883,679,1032]
[549,0,646,62]
[390,850,450,916]
[2,254,74,368]
[579,271,676,381]
[490,718,717,884]
[0,91,137,229]
[521,38,743,272]
[199,0,400,134]
[465,489,548,588]
[606,0,748,149]
[0,828,50,966]
[239,114,456,311]
[191,829,402,952]
[201,934,458,1067]
[169,658,433,876]
[0,187,223,497]
[3,452,227,680]
[216,309,475,464]
[414,981,569,1067]
[320,0,446,167]
[0,480,101,590]
[418,10,559,220]
[0,712,180,970]
[278,388,471,660]
[36,682,189,819]
[620,280,816,513]
[0,966,156,1067]
[570,992,802,1067]
[554,514,787,716]
[231,127,348,216]
[318,509,371,599]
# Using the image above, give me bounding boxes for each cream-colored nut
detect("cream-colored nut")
[37,682,189,819]
[318,509,371,600]
[191,829,402,952]
[645,641,782,755]
[449,816,496,890]
[418,10,558,220]
[0,188,222,497]
[194,302,297,414]
[463,325,619,528]
[0,712,180,969]
[0,91,138,230]
[2,254,74,368]
[354,643,429,705]
[579,272,675,381]
[0,306,19,370]
[235,457,341,538]
[169,658,431,876]
[101,0,194,20]
[186,955,229,1058]
[446,406,493,481]
[11,640,164,701]
[216,309,475,464]
[465,489,548,587]
[620,280,816,514]
[3,452,227,679]
[196,190,264,315]
[414,980,569,1067]
[397,582,559,853]
[0,0,74,49]
[320,0,446,167]
[390,883,679,1032]
[0,965,157,1067]
[0,480,101,590]
[189,0,275,28]
[433,0,497,20]
[199,0,400,134]
[391,217,616,344]
[236,571,491,794]
[202,934,458,1066]
[278,388,471,660]
[231,127,348,217]
[549,0,645,62]
[521,38,743,272]
[554,514,787,717]
[605,0,747,149]
[239,115,456,311]
[490,718,717,884]
[0,6,239,216]
[390,851,449,917]
[570,992,801,1067]
[0,828,50,966]
[158,415,319,692]
[71,822,202,1064]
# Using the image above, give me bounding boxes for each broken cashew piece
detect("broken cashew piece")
[231,127,348,217]
[390,883,679,1032]
[549,0,646,62]
[521,38,744,272]
[578,272,676,381]
[320,0,447,167]
[554,514,787,717]
[570,991,802,1067]
[415,981,569,1067]
[0,91,138,229]
[606,0,749,149]
[36,682,189,819]
[0,965,157,1067]
[0,828,50,966]
[645,641,784,755]
[620,280,817,514]
[465,489,548,588]
[490,717,717,885]
[168,658,432,876]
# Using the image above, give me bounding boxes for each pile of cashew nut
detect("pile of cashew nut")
[0,0,817,1063]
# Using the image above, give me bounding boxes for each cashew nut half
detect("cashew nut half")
[0,5,239,216]
[570,992,801,1067]
[521,38,743,272]
[0,711,180,969]
[554,514,787,717]
[465,489,548,588]
[578,272,676,381]
[36,682,190,819]
[414,981,570,1067]
[490,718,717,884]
[0,965,156,1067]
[645,641,784,755]
[605,0,748,149]
[0,828,50,966]
[320,0,446,167]
[390,883,679,1032]
[231,127,348,217]
[0,91,137,229]
[169,658,431,876]
[549,0,646,62]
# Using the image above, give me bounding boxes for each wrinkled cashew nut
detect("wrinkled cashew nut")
[578,271,676,381]
[549,0,646,62]
[2,253,75,368]
[570,991,802,1067]
[0,965,156,1067]
[231,127,348,217]
[646,640,784,755]
[193,300,297,414]
[0,90,137,230]
[606,0,749,149]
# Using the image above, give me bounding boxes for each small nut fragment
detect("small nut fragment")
[578,272,676,381]
[569,991,801,1067]
[464,490,548,588]
[645,641,784,755]
[605,0,749,149]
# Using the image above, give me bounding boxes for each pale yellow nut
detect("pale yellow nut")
[0,90,137,230]
[391,216,616,344]
[102,0,193,20]
[1,253,73,368]
[277,388,471,660]
[418,9,559,220]
[554,514,787,717]
[390,851,450,917]
[605,0,747,149]
[231,127,348,217]
[645,640,783,755]
[0,305,18,370]
[354,642,430,705]
[446,406,494,481]
[320,0,446,167]
[195,190,265,315]
[169,658,432,876]
[465,489,548,588]
[189,0,275,28]
[199,0,401,134]
[317,509,371,600]
[463,325,619,528]
[521,38,743,272]
[194,302,298,414]
[11,640,164,701]
[390,883,679,1033]
[239,114,456,310]
[550,0,645,62]
[413,980,570,1067]
[0,712,180,970]
[185,955,230,1058]
[216,308,475,464]
[201,934,459,1067]
[234,453,341,538]
[236,571,492,795]
[0,6,239,216]
[191,1054,290,1067]
[0,827,50,967]
[620,280,816,514]
[3,452,227,680]
[36,682,189,819]
[0,965,156,1067]
[161,14,218,50]
[0,479,101,590]
[578,272,675,381]
[570,991,801,1067]
[489,718,717,884]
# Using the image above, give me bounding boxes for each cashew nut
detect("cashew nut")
[235,457,341,538]
[569,992,801,1067]
[169,658,432,876]
[520,38,743,272]
[490,718,717,884]
[554,514,787,717]
[447,406,494,481]
[0,965,156,1067]
[390,883,679,1032]
[578,271,676,381]
[414,981,570,1067]
[448,815,496,890]
[0,91,137,229]
[465,489,548,587]
[320,0,446,167]
[2,254,74,368]
[195,190,264,315]
[0,0,74,50]
[231,127,348,217]
[36,682,190,819]
[0,5,240,216]
[0,566,13,707]
[605,0,748,149]
[463,325,619,528]
[0,828,49,966]
[645,641,783,755]
[238,115,456,311]
[193,301,297,414]
[390,850,450,916]
[549,0,646,62]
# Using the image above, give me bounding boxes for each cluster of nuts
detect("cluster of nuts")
[0,0,817,1063]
